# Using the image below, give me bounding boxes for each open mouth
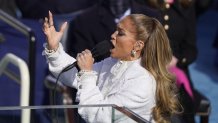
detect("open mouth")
[110,40,115,49]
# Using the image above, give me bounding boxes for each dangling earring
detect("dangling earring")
[131,50,136,57]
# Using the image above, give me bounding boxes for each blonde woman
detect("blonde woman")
[43,11,179,123]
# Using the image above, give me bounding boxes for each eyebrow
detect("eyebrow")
[117,25,125,32]
[117,25,136,35]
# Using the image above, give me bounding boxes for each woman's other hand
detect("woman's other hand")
[43,11,67,50]
[77,49,94,71]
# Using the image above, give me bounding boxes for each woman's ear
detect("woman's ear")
[134,40,144,51]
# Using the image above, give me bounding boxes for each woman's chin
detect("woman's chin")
[110,49,117,58]
[110,49,113,53]
[110,53,114,58]
[110,52,115,58]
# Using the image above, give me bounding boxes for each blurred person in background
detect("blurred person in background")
[138,0,212,123]
[15,0,98,19]
[0,0,20,18]
[213,29,218,69]
[139,0,197,85]
[212,0,218,69]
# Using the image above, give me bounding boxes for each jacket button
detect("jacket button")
[164,15,169,21]
[79,85,82,89]
[164,25,169,30]
[165,3,170,9]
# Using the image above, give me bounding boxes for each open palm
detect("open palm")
[43,11,67,50]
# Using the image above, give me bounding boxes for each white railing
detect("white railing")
[0,53,30,123]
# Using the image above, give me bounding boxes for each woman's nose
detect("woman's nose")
[111,31,117,40]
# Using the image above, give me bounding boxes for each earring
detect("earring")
[131,50,136,57]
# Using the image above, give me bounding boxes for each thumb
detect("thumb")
[59,22,68,33]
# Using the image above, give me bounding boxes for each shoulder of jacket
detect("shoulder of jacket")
[125,62,152,79]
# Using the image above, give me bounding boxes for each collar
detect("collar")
[110,58,141,75]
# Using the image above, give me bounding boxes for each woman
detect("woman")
[43,11,179,123]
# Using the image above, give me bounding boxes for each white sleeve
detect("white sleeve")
[77,73,155,123]
[42,43,105,89]
[43,43,78,88]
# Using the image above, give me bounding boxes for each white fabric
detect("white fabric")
[114,8,131,23]
[43,43,156,123]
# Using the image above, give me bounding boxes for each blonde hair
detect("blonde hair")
[128,14,180,123]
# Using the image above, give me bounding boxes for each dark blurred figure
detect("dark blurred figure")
[213,0,218,69]
[144,0,198,75]
[15,0,98,19]
[0,0,22,48]
[213,30,218,69]
[66,0,160,62]
[0,0,20,17]
[139,0,212,123]
[155,1,197,123]
[136,0,212,18]
[195,0,213,17]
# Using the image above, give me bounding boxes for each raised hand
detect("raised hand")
[43,11,67,50]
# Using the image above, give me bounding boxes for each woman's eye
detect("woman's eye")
[118,31,124,36]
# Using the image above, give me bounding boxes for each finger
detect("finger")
[76,53,80,58]
[44,17,49,28]
[59,22,68,33]
[76,55,82,64]
[84,49,92,55]
[45,17,48,22]
[76,53,83,59]
[43,17,49,33]
[77,53,86,65]
[84,50,93,59]
[80,52,87,61]
[48,11,54,27]
[81,51,87,56]
[42,27,47,34]
[80,52,86,58]
[45,17,48,24]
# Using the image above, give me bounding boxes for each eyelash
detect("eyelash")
[117,31,124,36]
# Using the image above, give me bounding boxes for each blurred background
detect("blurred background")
[0,0,217,123]
[190,1,218,122]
